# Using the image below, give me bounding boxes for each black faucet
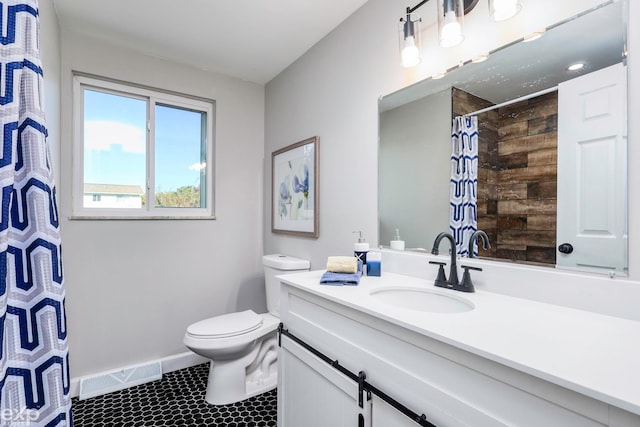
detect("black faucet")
[430,232,459,289]
[430,232,480,293]
[468,230,491,258]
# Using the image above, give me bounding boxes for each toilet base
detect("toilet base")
[204,334,278,405]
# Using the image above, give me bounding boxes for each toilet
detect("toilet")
[183,254,310,405]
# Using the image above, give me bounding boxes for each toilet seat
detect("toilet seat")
[186,310,263,339]
[184,313,279,357]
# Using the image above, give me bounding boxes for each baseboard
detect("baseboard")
[69,351,208,398]
[160,351,209,375]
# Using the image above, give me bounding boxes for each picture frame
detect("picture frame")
[271,136,319,238]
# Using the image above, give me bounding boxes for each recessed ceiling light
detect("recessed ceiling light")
[472,53,489,63]
[523,30,544,42]
[567,62,585,71]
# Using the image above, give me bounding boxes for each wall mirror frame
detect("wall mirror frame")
[378,0,628,276]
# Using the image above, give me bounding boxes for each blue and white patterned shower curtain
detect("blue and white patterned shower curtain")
[0,1,71,425]
[449,116,478,257]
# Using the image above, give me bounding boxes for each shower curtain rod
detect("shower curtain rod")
[463,86,558,117]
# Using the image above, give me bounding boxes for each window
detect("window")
[72,75,215,219]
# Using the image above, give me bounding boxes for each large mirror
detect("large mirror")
[378,1,628,276]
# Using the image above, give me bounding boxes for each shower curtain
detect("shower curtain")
[0,1,71,425]
[450,116,478,257]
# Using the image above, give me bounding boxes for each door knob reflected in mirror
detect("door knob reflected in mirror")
[558,243,574,254]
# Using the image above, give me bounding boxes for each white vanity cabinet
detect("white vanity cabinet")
[278,336,371,426]
[277,274,640,427]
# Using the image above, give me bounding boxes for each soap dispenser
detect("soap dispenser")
[390,228,405,251]
[353,231,369,273]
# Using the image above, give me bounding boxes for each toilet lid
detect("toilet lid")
[187,310,263,338]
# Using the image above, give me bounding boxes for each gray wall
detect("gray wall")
[58,31,266,378]
[379,89,451,250]
[264,0,640,283]
[264,0,401,263]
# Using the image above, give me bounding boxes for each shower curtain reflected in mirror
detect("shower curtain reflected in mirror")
[0,1,71,425]
[450,116,478,257]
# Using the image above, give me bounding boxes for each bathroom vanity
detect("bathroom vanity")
[276,270,640,427]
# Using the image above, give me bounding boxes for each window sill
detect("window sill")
[68,215,216,221]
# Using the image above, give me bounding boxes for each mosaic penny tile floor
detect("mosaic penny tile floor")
[72,363,277,426]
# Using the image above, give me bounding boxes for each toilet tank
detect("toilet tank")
[263,254,310,316]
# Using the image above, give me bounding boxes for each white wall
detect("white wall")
[628,0,640,281]
[58,31,266,379]
[40,0,60,188]
[265,0,640,282]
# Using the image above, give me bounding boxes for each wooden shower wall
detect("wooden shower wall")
[452,87,558,265]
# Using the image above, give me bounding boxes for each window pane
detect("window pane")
[154,104,206,208]
[83,89,146,209]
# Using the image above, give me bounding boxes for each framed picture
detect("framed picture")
[271,136,319,238]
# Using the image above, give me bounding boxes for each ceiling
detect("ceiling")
[52,0,369,85]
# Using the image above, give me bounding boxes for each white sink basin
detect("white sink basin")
[369,286,474,313]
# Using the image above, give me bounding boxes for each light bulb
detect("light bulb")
[490,0,522,22]
[440,11,463,48]
[401,36,421,67]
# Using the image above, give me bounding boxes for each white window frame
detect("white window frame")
[72,74,215,219]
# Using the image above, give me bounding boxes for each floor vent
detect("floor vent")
[79,360,162,400]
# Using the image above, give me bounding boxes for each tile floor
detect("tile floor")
[71,363,277,426]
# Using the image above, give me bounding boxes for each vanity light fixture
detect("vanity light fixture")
[399,13,423,67]
[399,0,522,68]
[567,62,585,71]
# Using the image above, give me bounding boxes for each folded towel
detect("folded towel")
[320,261,362,286]
[326,256,358,274]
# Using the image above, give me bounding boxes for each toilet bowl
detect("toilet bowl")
[184,254,310,405]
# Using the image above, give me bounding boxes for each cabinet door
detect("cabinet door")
[371,396,423,427]
[278,337,371,427]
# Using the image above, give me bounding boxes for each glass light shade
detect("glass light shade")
[399,15,422,67]
[489,0,522,22]
[438,0,464,48]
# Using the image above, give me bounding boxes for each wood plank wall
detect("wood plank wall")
[452,88,558,265]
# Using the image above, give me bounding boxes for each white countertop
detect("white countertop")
[278,270,640,416]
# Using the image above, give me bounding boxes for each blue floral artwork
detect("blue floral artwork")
[278,156,310,220]
[272,137,318,237]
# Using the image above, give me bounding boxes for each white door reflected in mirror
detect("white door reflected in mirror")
[557,63,627,275]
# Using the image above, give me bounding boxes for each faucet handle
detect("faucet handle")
[456,265,482,293]
[429,261,449,288]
